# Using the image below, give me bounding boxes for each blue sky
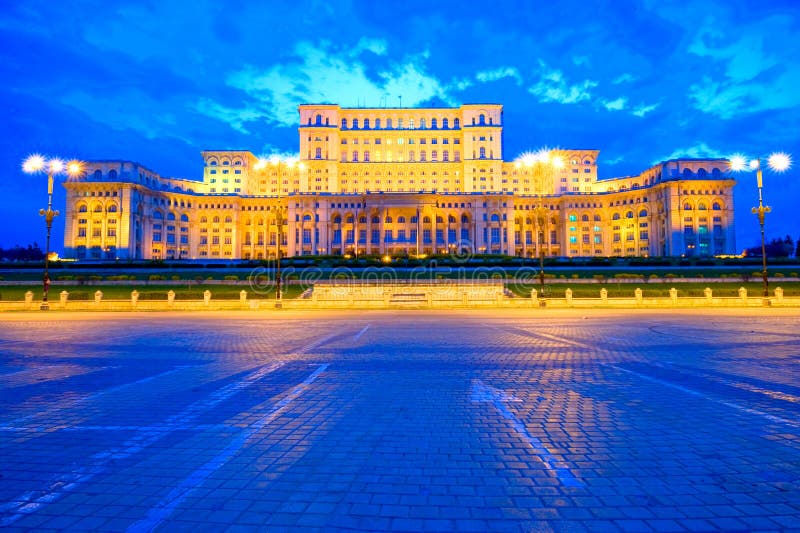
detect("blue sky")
[1,0,799,252]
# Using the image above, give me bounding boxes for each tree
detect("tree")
[744,235,794,258]
[796,236,800,258]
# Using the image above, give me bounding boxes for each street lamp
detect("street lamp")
[254,155,303,306]
[516,149,562,296]
[729,152,792,298]
[22,154,84,310]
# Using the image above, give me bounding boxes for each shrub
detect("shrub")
[571,274,580,279]
[593,274,605,281]
[58,275,75,281]
[171,275,181,281]
[664,273,677,279]
[648,274,659,279]
[149,274,165,281]
[614,273,639,279]
[774,272,785,278]
[224,275,239,281]
[206,276,215,281]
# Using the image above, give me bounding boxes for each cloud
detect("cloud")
[684,15,800,118]
[604,155,625,165]
[603,97,627,111]
[193,99,267,134]
[655,143,728,163]
[59,89,186,141]
[352,37,387,56]
[528,61,598,105]
[450,78,474,91]
[632,102,659,117]
[572,55,589,66]
[205,41,454,127]
[475,66,523,85]
[612,73,636,84]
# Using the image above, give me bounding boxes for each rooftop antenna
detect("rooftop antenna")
[398,95,402,108]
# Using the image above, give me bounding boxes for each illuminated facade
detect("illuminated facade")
[63,104,736,260]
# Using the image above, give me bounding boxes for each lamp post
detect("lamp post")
[516,149,563,296]
[22,155,83,310]
[729,152,792,298]
[254,155,302,306]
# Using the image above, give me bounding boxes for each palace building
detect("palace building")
[63,104,736,260]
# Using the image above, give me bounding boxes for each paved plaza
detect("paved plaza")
[0,309,799,532]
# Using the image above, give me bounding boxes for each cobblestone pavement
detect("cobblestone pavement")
[1,309,799,532]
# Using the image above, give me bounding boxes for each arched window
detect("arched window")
[341,118,347,129]
[639,209,648,217]
[454,118,460,128]
[420,118,426,129]
[167,212,176,221]
[153,210,164,219]
[683,168,693,178]
[352,118,358,129]
[352,151,358,162]
[181,214,189,222]
[409,119,414,129]
[443,118,449,129]
[698,202,708,210]
[431,118,438,129]
[712,202,722,211]
[411,215,418,223]
[409,151,415,162]
[225,216,233,223]
[397,216,406,224]
[200,216,207,223]
[432,150,438,161]
[448,215,456,223]
[489,213,500,222]
[479,147,486,159]
[78,204,88,213]
[436,216,444,223]
[212,216,220,223]
[625,211,634,219]
[108,204,118,213]
[683,202,693,210]
[303,214,312,221]
[443,151,449,162]
[594,214,601,221]
[385,215,392,223]
[333,215,342,224]
[612,213,621,220]
[346,215,354,223]
[479,114,486,125]
[461,214,469,223]
[371,216,379,223]
[423,216,431,223]
[315,114,323,125]
[711,168,721,178]
[93,170,102,180]
[386,118,392,128]
[697,168,707,178]
[375,118,381,129]
[315,147,322,159]
[108,169,117,180]
[363,118,370,129]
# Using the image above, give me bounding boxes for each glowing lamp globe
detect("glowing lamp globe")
[22,154,46,174]
[728,155,747,172]
[768,152,791,173]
